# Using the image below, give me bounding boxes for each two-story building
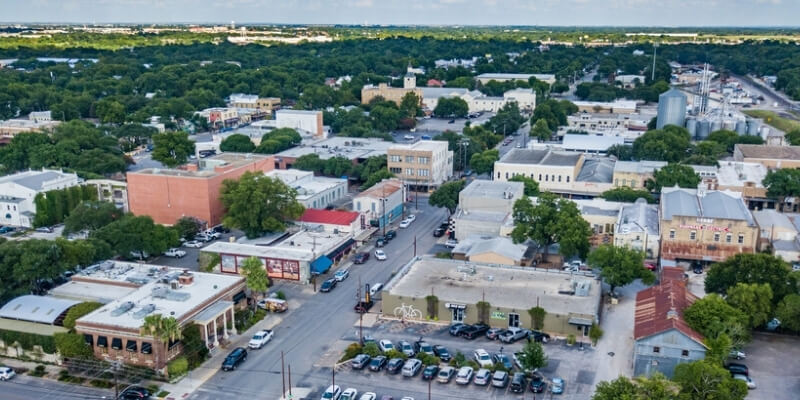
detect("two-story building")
[387,141,453,191]
[265,169,347,210]
[452,180,523,241]
[615,198,660,260]
[494,148,584,193]
[0,168,81,227]
[353,179,405,229]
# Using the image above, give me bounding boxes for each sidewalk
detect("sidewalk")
[160,312,285,400]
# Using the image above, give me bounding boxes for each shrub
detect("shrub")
[198,252,221,272]
[435,251,452,259]
[466,360,480,370]
[384,349,407,360]
[89,379,114,388]
[339,343,363,362]
[147,384,160,394]
[234,308,266,332]
[0,329,57,353]
[181,326,209,370]
[416,352,439,366]
[63,302,103,331]
[363,343,380,357]
[450,351,467,367]
[157,391,170,398]
[275,291,286,300]
[589,324,604,346]
[167,356,189,377]
[29,364,47,377]
[567,334,577,345]
[54,332,93,359]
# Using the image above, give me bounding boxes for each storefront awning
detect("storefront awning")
[568,316,594,326]
[445,303,467,310]
[311,256,333,274]
[326,239,356,259]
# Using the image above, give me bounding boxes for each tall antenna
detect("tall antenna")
[651,43,659,82]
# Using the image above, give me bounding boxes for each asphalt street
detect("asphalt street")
[0,374,114,400]
[190,199,448,400]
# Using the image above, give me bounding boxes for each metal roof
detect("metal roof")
[576,158,614,183]
[634,280,705,347]
[617,199,659,235]
[452,235,528,262]
[499,148,582,167]
[0,295,79,325]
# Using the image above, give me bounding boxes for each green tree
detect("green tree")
[140,314,182,373]
[607,144,634,161]
[399,91,421,120]
[705,130,762,153]
[592,374,678,400]
[725,283,773,329]
[93,215,179,259]
[528,306,546,330]
[530,118,552,141]
[469,149,499,175]
[62,302,103,331]
[704,333,733,366]
[240,257,269,311]
[360,168,394,191]
[486,102,526,135]
[588,323,604,346]
[588,244,655,293]
[63,201,122,235]
[508,175,539,196]
[785,129,800,146]
[592,376,639,400]
[151,131,195,168]
[705,253,796,304]
[645,163,701,192]
[517,341,548,372]
[433,97,469,118]
[763,168,800,212]
[173,216,203,241]
[775,293,800,333]
[672,360,747,400]
[54,332,94,359]
[220,134,256,153]
[632,126,691,162]
[428,180,465,214]
[511,193,592,259]
[95,99,126,124]
[684,294,750,346]
[601,187,654,203]
[220,171,305,238]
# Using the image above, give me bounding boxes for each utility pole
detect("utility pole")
[428,377,432,400]
[651,43,658,82]
[281,351,286,396]
[357,277,364,345]
[381,184,387,237]
[332,364,335,389]
[112,361,121,400]
[288,365,292,397]
[413,235,417,257]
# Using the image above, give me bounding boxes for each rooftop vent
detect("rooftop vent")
[132,304,156,319]
[111,301,135,317]
[178,271,194,286]
[151,286,191,302]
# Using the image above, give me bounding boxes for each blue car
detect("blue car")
[551,377,565,394]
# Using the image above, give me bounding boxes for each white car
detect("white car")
[359,393,377,400]
[399,219,411,229]
[369,283,383,296]
[248,330,274,349]
[183,240,203,248]
[374,249,387,261]
[334,269,349,282]
[403,134,414,140]
[473,349,493,368]
[321,385,341,400]
[378,339,394,353]
[163,248,186,258]
[445,239,458,248]
[729,349,746,360]
[473,368,491,385]
[406,214,416,223]
[455,366,474,384]
[733,374,756,389]
[0,366,15,381]
[340,388,358,400]
[400,398,415,400]
[204,230,222,239]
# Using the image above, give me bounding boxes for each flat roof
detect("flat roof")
[0,169,77,191]
[716,162,766,188]
[204,229,351,261]
[0,295,79,325]
[573,100,638,109]
[50,280,138,304]
[460,180,524,201]
[562,134,624,152]
[735,144,800,160]
[77,271,243,330]
[129,153,271,177]
[498,148,582,167]
[753,210,796,232]
[388,258,601,317]
[276,137,393,161]
[356,179,404,200]
[276,109,322,116]
[613,160,667,174]
[476,73,555,81]
[389,140,449,152]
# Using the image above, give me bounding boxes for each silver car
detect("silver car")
[401,359,422,377]
[491,370,509,388]
[473,368,491,385]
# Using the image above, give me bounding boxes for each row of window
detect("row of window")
[614,178,638,187]
[498,171,571,183]
[390,155,429,164]
[668,230,745,244]
[391,168,430,177]
[652,346,690,358]
[86,335,153,354]
[310,186,345,209]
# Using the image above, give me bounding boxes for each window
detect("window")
[405,168,414,176]
[538,174,542,181]
[418,169,429,177]
[545,175,549,181]
[653,346,660,354]
[497,172,501,179]
[726,233,732,243]
[389,167,402,174]
[714,233,720,242]
[615,179,619,186]
[681,350,689,357]
[451,307,465,322]
[418,157,429,164]
[371,203,375,212]
[689,231,696,240]
[111,338,123,350]
[631,180,637,187]
[405,156,415,163]
[558,175,562,182]
[506,172,509,179]
[669,229,676,239]
[96,336,108,348]
[126,340,138,353]
[508,313,520,328]
[622,179,627,186]
[390,155,401,162]
[738,234,744,244]
[566,176,570,183]
[141,342,152,354]
[356,202,361,211]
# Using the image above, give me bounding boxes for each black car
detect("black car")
[211,225,230,234]
[510,372,527,393]
[385,230,397,240]
[529,330,551,343]
[529,372,546,393]
[460,323,490,339]
[422,365,439,380]
[118,385,151,399]
[414,340,434,356]
[320,278,337,292]
[369,355,388,371]
[433,227,446,237]
[353,252,370,264]
[725,363,749,376]
[376,237,386,247]
[449,323,468,336]
[433,345,451,362]
[354,300,374,313]
[693,265,704,274]
[221,347,247,371]
[351,354,371,370]
[386,358,404,374]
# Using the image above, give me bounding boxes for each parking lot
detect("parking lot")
[742,332,800,400]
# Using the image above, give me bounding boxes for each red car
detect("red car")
[645,263,657,271]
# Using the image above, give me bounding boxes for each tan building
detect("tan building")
[494,148,584,193]
[387,140,453,190]
[452,236,532,266]
[85,179,129,212]
[381,257,601,337]
[752,210,800,263]
[733,144,800,170]
[0,118,60,139]
[227,93,281,111]
[361,83,423,106]
[475,73,556,85]
[573,198,624,247]
[573,100,638,114]
[659,187,758,267]
[612,161,667,190]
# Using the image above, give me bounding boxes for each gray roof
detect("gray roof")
[499,148,582,167]
[576,158,614,183]
[460,180,524,200]
[454,209,510,223]
[0,295,79,325]
[773,239,800,252]
[661,188,754,225]
[613,160,667,174]
[618,199,659,235]
[420,87,468,99]
[453,235,528,262]
[0,170,74,191]
[753,210,796,231]
[660,88,687,99]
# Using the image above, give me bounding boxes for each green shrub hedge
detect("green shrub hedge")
[167,356,188,377]
[0,329,57,353]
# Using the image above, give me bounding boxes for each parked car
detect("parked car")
[510,372,527,393]
[354,300,374,313]
[433,227,445,237]
[473,368,491,385]
[320,278,337,292]
[369,283,383,296]
[437,366,456,383]
[340,388,358,400]
[163,248,186,258]
[385,230,397,240]
[401,359,422,377]
[0,226,15,234]
[321,385,342,400]
[351,354,370,370]
[247,330,274,349]
[203,229,221,239]
[529,372,547,393]
[445,239,458,248]
[421,365,439,380]
[491,370,509,388]
[499,327,529,343]
[359,393,377,400]
[194,233,213,242]
[414,340,434,356]
[221,347,247,371]
[455,366,474,385]
[550,377,565,394]
[378,339,394,353]
[473,349,493,368]
[369,356,388,371]
[432,345,451,362]
[461,323,490,339]
[404,134,414,140]
[334,269,350,282]
[183,240,203,248]
[492,353,513,370]
[449,323,468,336]
[386,358,405,374]
[529,330,551,343]
[353,252,370,264]
[399,219,411,229]
[399,340,415,357]
[733,374,756,389]
[34,226,53,233]
[118,385,150,399]
[211,225,230,234]
[406,215,416,223]
[729,349,746,360]
[376,238,386,247]
[486,328,506,340]
[0,366,15,381]
[374,249,387,261]
[725,363,749,376]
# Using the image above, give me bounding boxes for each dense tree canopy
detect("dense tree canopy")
[632,125,692,163]
[428,180,466,214]
[531,99,577,131]
[588,244,655,293]
[433,97,469,118]
[93,215,179,259]
[672,360,747,400]
[485,102,526,135]
[684,294,750,346]
[704,253,797,305]
[220,134,256,153]
[600,187,654,203]
[763,168,800,211]
[645,163,701,192]
[220,171,305,238]
[469,149,499,175]
[63,201,124,235]
[508,175,539,196]
[511,192,592,259]
[151,131,195,168]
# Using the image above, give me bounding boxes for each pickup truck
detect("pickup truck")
[164,248,187,258]
[354,300,374,313]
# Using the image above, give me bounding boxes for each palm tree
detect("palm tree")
[140,314,182,373]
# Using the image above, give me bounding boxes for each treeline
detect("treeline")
[293,154,394,191]
[33,185,97,227]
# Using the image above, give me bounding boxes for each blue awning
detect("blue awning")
[326,238,356,260]
[311,256,333,274]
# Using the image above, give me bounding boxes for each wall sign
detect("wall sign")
[491,311,506,320]
[679,224,730,232]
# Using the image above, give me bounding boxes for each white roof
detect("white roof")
[562,134,624,152]
[277,137,393,161]
[573,100,638,110]
[0,295,79,325]
[716,162,766,188]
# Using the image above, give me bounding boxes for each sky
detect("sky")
[0,0,796,27]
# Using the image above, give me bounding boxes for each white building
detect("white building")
[0,169,81,227]
[615,198,660,259]
[452,180,524,241]
[420,86,535,114]
[387,140,454,190]
[475,73,557,85]
[353,179,405,229]
[615,75,646,88]
[266,169,348,209]
[251,110,325,139]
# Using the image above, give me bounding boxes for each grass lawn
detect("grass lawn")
[743,109,800,133]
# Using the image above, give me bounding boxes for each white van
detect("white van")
[369,283,383,296]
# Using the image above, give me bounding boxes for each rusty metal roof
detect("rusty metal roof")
[634,279,705,347]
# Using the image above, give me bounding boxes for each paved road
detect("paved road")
[1,374,113,400]
[191,199,448,400]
